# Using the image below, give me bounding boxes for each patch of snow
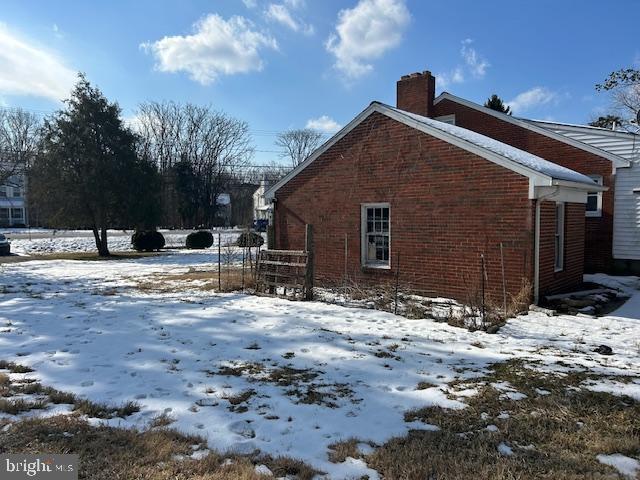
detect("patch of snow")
[497,442,513,456]
[356,443,375,455]
[583,378,640,401]
[326,457,380,480]
[254,464,273,476]
[596,453,640,479]
[485,424,499,432]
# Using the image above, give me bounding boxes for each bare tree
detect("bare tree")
[596,68,640,130]
[134,101,254,227]
[275,128,324,168]
[242,160,290,185]
[0,108,42,186]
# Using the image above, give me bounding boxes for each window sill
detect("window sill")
[554,267,564,273]
[585,212,602,218]
[362,263,392,271]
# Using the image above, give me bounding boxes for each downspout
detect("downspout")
[533,186,559,305]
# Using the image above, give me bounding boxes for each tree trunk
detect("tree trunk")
[92,225,110,257]
[99,226,110,257]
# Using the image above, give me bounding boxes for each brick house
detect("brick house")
[266,74,603,304]
[425,80,629,272]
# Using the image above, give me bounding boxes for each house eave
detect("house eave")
[266,102,599,200]
[433,92,631,169]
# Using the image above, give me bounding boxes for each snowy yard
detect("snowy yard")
[0,228,245,255]
[0,253,639,478]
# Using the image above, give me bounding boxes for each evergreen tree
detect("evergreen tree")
[30,74,160,256]
[484,94,512,115]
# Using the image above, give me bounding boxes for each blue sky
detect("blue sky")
[1,0,638,165]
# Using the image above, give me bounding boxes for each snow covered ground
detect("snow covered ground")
[1,229,244,255]
[0,254,638,478]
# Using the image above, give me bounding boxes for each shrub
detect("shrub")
[237,232,264,248]
[132,231,165,252]
[186,230,214,249]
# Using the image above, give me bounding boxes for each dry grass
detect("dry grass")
[0,398,48,414]
[73,398,141,418]
[369,359,640,479]
[135,266,256,294]
[0,415,318,480]
[327,438,361,463]
[0,360,34,373]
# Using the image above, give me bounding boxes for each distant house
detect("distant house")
[0,172,27,227]
[529,121,640,273]
[266,73,602,304]
[215,193,232,227]
[253,178,273,221]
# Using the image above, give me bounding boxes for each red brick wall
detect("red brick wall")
[274,112,537,303]
[433,99,614,272]
[537,201,586,296]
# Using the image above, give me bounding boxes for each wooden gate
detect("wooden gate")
[255,225,313,300]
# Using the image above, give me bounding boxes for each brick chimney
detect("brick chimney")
[396,71,436,117]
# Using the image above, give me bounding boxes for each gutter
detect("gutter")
[533,186,559,305]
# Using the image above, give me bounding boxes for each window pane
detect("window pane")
[12,208,23,219]
[0,209,8,219]
[586,194,598,212]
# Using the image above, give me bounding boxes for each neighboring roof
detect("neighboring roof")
[266,102,601,199]
[529,119,640,162]
[433,92,630,168]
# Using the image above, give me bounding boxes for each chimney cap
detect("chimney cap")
[400,70,433,80]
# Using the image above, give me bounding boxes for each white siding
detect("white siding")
[613,162,640,260]
[533,121,640,260]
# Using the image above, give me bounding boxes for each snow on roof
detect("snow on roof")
[380,102,597,185]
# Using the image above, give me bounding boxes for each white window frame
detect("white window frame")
[434,114,456,125]
[554,202,565,272]
[361,203,391,269]
[585,174,603,217]
[11,208,24,220]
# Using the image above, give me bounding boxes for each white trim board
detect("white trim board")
[434,92,630,169]
[266,102,603,201]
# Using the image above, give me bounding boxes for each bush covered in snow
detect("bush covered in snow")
[131,231,165,251]
[186,230,214,249]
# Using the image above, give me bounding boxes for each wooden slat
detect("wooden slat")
[261,249,307,256]
[261,280,305,289]
[259,260,307,267]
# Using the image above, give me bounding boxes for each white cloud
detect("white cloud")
[141,14,278,85]
[460,38,489,78]
[506,87,558,114]
[242,0,258,8]
[306,115,341,133]
[437,67,464,89]
[52,24,64,39]
[0,23,75,102]
[265,3,314,35]
[326,0,410,79]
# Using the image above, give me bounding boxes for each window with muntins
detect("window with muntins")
[11,208,23,220]
[554,202,565,272]
[362,204,390,267]
[585,175,603,217]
